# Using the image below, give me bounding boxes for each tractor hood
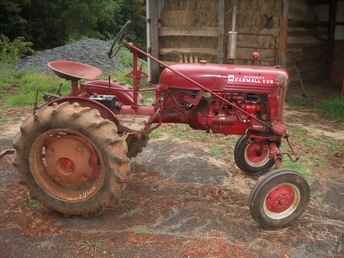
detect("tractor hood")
[159,63,288,92]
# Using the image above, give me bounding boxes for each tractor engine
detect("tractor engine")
[191,92,265,134]
[159,63,288,136]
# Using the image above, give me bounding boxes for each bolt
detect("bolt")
[82,175,89,182]
[76,146,84,153]
[54,176,62,183]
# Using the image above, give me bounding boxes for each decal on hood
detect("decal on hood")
[228,74,274,85]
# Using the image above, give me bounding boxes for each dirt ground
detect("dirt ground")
[0,106,343,258]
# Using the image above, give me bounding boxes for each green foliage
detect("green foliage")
[6,73,69,107]
[0,47,137,108]
[0,0,30,40]
[0,36,33,63]
[318,97,344,122]
[0,65,69,107]
[282,159,311,179]
[0,0,146,50]
[288,94,344,122]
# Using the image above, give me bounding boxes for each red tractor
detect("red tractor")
[14,22,310,229]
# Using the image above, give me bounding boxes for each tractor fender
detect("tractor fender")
[82,80,143,106]
[47,96,124,131]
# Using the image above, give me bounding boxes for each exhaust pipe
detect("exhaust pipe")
[228,0,238,60]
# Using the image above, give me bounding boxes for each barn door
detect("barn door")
[147,0,287,82]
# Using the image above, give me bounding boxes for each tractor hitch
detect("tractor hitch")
[283,135,300,162]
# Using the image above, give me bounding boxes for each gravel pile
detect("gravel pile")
[16,38,120,73]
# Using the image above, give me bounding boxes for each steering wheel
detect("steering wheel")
[108,20,132,58]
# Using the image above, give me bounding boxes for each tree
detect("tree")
[0,0,146,50]
[0,0,30,40]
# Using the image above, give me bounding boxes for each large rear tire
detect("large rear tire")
[249,170,310,229]
[14,102,129,217]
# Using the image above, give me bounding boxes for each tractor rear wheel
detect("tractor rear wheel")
[14,102,129,217]
[249,170,310,229]
[234,135,275,176]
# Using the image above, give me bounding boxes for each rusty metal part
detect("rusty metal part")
[29,129,105,203]
[0,149,15,160]
[269,142,282,168]
[44,134,98,187]
[283,135,300,162]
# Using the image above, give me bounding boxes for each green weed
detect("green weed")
[132,225,154,235]
[282,159,311,178]
[1,71,69,107]
[0,47,149,108]
[318,97,344,122]
[209,145,225,159]
[27,198,42,210]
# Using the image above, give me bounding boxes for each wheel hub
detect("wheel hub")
[245,142,270,167]
[57,157,75,175]
[29,129,105,203]
[266,185,295,213]
[44,134,98,187]
[263,183,301,220]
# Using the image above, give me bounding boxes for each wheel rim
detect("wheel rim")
[29,129,105,203]
[263,183,301,220]
[244,142,271,168]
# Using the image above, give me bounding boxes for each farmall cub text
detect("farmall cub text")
[14,22,310,229]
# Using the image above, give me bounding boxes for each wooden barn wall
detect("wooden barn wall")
[287,0,328,82]
[230,0,282,65]
[158,0,283,65]
[159,0,219,63]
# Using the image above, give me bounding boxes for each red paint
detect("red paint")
[160,63,287,92]
[265,185,296,213]
[246,143,269,164]
[82,80,141,106]
[48,60,103,80]
[58,158,75,174]
[47,41,289,162]
[120,105,155,116]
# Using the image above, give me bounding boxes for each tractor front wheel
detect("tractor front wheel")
[234,135,275,176]
[249,170,310,229]
[14,102,129,217]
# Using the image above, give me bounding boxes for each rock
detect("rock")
[132,140,229,185]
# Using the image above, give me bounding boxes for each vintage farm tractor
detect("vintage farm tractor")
[13,22,310,229]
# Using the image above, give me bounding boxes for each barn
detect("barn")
[146,0,344,90]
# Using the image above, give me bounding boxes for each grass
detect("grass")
[0,48,146,108]
[27,198,42,210]
[148,121,343,182]
[318,97,344,122]
[132,225,154,235]
[282,159,311,178]
[288,95,344,122]
[0,64,69,107]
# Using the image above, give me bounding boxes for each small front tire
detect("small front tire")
[249,170,310,229]
[234,135,275,176]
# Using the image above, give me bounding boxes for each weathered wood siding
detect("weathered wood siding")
[288,0,328,82]
[156,0,284,66]
[159,0,219,63]
[228,0,283,65]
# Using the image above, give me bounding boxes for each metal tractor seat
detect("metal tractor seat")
[48,60,103,81]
